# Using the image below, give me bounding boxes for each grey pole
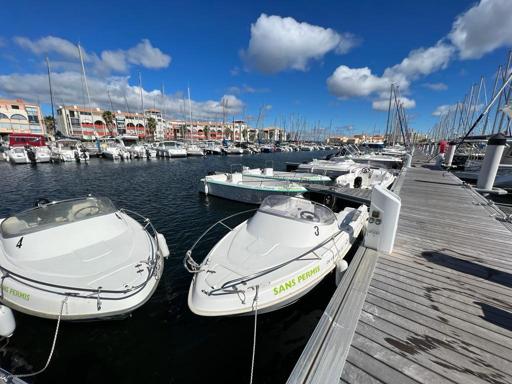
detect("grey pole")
[477,133,507,190]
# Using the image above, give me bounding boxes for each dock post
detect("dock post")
[477,133,507,191]
[364,185,401,254]
[405,153,412,168]
[445,141,457,167]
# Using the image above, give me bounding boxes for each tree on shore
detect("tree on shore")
[147,117,157,140]
[102,111,116,136]
[44,116,56,136]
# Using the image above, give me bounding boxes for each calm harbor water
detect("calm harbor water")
[0,151,345,384]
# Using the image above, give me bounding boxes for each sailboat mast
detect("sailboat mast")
[77,43,95,137]
[138,72,146,139]
[45,56,56,126]
[187,86,193,141]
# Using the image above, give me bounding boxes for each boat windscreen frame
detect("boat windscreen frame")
[257,195,336,225]
[0,196,118,238]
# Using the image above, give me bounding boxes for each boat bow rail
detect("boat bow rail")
[184,208,258,273]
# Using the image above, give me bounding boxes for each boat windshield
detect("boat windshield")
[0,197,117,238]
[258,195,335,224]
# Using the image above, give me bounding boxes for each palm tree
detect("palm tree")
[204,126,210,140]
[102,111,116,136]
[223,127,232,141]
[147,117,157,140]
[43,116,56,136]
[242,128,248,142]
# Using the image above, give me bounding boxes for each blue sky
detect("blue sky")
[1,0,511,135]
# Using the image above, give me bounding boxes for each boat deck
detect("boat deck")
[288,157,512,383]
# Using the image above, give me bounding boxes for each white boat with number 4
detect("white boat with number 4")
[0,196,169,320]
[185,195,368,316]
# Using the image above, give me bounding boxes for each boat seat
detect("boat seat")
[1,217,29,235]
[67,201,99,222]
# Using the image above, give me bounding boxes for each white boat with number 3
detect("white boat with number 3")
[0,196,169,320]
[185,195,368,316]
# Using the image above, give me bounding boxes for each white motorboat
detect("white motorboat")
[335,167,395,189]
[222,146,244,155]
[51,139,88,162]
[101,139,123,161]
[0,196,169,320]
[157,141,187,158]
[203,141,222,155]
[144,144,158,159]
[199,172,307,204]
[242,167,331,184]
[118,136,146,159]
[343,154,403,169]
[185,195,368,316]
[34,146,51,163]
[186,144,205,157]
[7,147,29,164]
[297,158,358,178]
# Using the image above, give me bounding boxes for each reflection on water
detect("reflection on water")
[0,151,342,384]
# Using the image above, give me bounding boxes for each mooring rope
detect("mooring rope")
[249,286,259,384]
[6,296,68,381]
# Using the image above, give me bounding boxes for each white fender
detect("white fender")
[156,233,170,258]
[0,305,16,338]
[335,259,349,286]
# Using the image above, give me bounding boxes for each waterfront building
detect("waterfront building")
[57,105,145,139]
[262,127,284,142]
[0,98,45,138]
[144,109,166,141]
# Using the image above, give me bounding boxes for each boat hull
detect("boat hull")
[200,178,305,204]
[0,255,164,320]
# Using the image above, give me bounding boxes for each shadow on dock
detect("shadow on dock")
[421,249,512,289]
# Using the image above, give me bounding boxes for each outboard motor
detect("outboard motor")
[354,176,363,189]
[33,197,50,207]
[26,146,36,164]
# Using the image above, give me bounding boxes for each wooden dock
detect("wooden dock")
[288,159,512,383]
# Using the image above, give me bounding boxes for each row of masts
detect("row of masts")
[429,50,512,143]
[383,84,412,147]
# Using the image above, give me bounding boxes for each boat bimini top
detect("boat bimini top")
[185,195,368,316]
[0,196,169,320]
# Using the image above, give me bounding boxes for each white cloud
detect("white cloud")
[0,72,242,120]
[14,36,80,60]
[14,36,171,74]
[449,0,512,59]
[125,39,171,69]
[423,82,448,91]
[327,42,453,100]
[383,43,454,82]
[241,14,358,73]
[327,66,391,98]
[432,103,463,116]
[226,84,270,94]
[372,97,416,111]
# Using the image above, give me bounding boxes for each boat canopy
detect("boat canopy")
[1,197,117,238]
[258,195,335,224]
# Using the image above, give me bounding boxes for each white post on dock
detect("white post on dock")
[364,185,401,254]
[405,153,412,168]
[444,141,457,167]
[477,133,507,191]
